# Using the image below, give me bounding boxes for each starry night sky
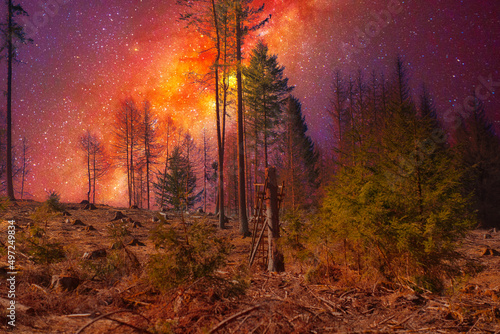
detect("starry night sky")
[4,0,500,205]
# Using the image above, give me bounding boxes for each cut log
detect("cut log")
[111,211,126,221]
[82,249,107,260]
[50,275,80,291]
[72,219,86,226]
[84,203,97,210]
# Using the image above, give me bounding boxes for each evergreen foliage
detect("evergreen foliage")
[319,60,476,290]
[454,99,500,228]
[153,145,201,211]
[280,96,319,210]
[243,40,293,168]
[148,220,232,290]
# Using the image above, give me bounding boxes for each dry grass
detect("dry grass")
[1,201,500,333]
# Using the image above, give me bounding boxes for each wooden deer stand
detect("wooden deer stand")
[249,167,285,272]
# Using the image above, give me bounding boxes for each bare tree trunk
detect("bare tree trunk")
[243,106,253,216]
[87,132,91,203]
[203,128,207,213]
[92,149,96,204]
[236,5,249,236]
[266,167,284,272]
[130,111,135,207]
[160,122,170,208]
[6,0,15,201]
[20,137,27,200]
[211,0,225,228]
[125,112,131,208]
[263,95,268,168]
[287,101,295,210]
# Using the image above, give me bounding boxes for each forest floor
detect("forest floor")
[1,201,500,333]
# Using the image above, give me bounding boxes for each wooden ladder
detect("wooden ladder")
[249,180,285,267]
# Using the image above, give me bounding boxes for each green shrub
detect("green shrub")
[80,248,139,282]
[31,191,64,225]
[147,220,232,291]
[317,149,475,291]
[19,225,65,264]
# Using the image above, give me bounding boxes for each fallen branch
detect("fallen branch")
[378,314,396,326]
[66,314,93,318]
[123,298,152,307]
[231,313,253,333]
[209,304,260,334]
[74,309,151,334]
[305,286,345,315]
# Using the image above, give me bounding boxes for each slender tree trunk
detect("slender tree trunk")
[263,93,268,167]
[6,0,15,201]
[243,106,253,216]
[185,139,190,209]
[92,151,96,204]
[222,14,228,159]
[146,159,150,209]
[87,135,91,203]
[145,110,151,210]
[130,113,135,207]
[160,122,170,208]
[236,6,249,236]
[20,138,26,200]
[125,112,131,208]
[203,128,207,213]
[211,0,225,228]
[254,127,258,190]
[287,103,295,210]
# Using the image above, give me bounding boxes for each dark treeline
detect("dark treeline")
[312,57,500,289]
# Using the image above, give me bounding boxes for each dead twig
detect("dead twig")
[66,314,93,318]
[230,313,253,333]
[30,283,47,294]
[123,298,152,307]
[378,314,396,326]
[208,304,261,334]
[305,286,345,315]
[74,309,151,334]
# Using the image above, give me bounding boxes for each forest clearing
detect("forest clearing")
[1,200,500,333]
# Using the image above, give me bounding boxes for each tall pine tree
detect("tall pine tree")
[454,98,500,228]
[281,96,319,210]
[243,40,292,181]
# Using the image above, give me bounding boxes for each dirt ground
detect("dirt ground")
[1,201,500,333]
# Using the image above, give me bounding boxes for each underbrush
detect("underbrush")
[147,217,233,291]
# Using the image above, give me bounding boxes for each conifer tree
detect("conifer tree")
[454,99,500,228]
[243,40,292,170]
[233,0,268,235]
[320,61,475,289]
[281,96,319,210]
[153,145,200,211]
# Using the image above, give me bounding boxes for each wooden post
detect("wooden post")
[266,167,284,272]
